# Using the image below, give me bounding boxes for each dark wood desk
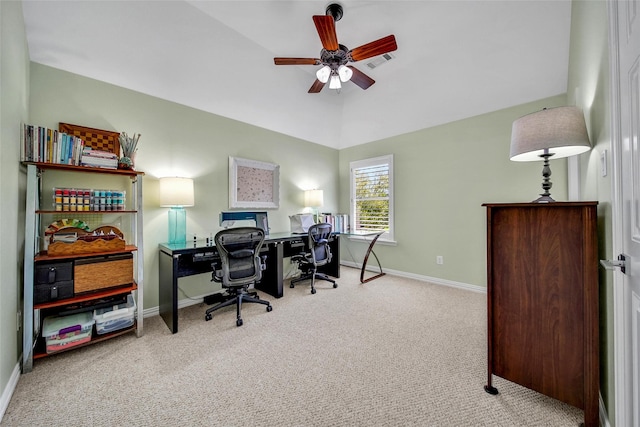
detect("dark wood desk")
[158,232,340,333]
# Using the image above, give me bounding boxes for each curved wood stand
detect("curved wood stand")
[359,231,385,283]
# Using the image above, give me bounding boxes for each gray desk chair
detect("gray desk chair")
[206,227,272,326]
[290,223,338,294]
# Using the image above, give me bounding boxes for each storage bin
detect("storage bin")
[43,312,94,354]
[93,294,136,335]
[34,261,74,304]
[74,253,133,293]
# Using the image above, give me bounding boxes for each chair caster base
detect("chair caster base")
[311,288,317,294]
[267,305,273,312]
[205,313,212,321]
[333,283,338,288]
[236,318,243,327]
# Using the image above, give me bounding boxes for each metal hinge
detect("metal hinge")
[600,254,627,274]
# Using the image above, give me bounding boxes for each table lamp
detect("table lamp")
[159,177,195,244]
[304,189,324,223]
[509,106,591,203]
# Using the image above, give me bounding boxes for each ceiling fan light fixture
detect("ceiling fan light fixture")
[329,74,342,89]
[316,65,331,83]
[338,64,353,82]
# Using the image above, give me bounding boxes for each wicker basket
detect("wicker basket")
[74,253,133,294]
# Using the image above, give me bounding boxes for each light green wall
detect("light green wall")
[339,94,568,287]
[0,0,29,415]
[567,0,614,423]
[28,63,339,309]
[3,3,618,423]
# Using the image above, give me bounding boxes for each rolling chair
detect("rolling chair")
[291,222,338,294]
[205,227,272,326]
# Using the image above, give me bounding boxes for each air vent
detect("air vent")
[366,53,395,69]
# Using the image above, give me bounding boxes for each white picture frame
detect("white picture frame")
[229,156,280,209]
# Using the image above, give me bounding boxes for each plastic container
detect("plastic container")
[93,294,136,335]
[42,312,94,354]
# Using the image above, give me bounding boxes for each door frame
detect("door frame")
[607,1,631,425]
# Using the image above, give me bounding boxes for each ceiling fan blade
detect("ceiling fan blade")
[349,35,397,62]
[274,58,320,66]
[313,15,339,51]
[347,66,375,90]
[308,79,326,93]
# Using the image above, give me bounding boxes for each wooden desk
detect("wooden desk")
[158,232,340,333]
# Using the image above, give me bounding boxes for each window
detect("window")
[350,155,394,241]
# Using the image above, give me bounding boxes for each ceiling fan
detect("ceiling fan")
[273,3,398,93]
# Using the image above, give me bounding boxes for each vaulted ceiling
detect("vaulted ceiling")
[21,1,572,149]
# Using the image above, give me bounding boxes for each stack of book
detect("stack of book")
[80,148,118,169]
[321,213,350,233]
[21,124,85,165]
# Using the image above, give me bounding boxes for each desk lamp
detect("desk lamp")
[159,177,195,244]
[509,106,591,203]
[304,189,324,223]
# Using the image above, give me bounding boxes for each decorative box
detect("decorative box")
[74,253,133,294]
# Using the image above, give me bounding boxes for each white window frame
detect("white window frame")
[349,154,394,243]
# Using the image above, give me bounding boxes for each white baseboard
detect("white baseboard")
[142,294,205,318]
[0,362,21,422]
[339,260,487,294]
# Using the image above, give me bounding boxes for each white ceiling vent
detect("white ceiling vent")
[366,53,395,69]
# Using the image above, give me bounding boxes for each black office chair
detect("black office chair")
[290,222,338,294]
[205,227,272,326]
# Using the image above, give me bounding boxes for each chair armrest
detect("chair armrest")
[211,261,222,283]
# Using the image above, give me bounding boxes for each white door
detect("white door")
[610,1,640,426]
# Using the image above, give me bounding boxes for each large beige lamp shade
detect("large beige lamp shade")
[159,177,194,244]
[304,189,324,208]
[304,189,324,223]
[509,106,591,202]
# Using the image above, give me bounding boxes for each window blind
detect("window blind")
[354,163,390,231]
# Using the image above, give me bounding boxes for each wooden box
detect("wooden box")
[74,253,133,294]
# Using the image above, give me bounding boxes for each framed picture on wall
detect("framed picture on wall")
[229,157,280,209]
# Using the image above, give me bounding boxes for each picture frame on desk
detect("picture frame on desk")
[229,156,280,209]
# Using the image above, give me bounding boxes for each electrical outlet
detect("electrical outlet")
[436,256,444,265]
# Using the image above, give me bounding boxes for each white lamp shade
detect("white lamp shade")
[159,177,195,207]
[329,74,341,89]
[304,189,324,207]
[316,66,331,83]
[338,65,353,82]
[510,106,591,162]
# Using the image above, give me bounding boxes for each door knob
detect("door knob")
[600,254,627,274]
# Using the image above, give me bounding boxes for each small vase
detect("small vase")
[118,156,133,170]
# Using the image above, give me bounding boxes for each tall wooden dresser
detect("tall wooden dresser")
[483,202,599,427]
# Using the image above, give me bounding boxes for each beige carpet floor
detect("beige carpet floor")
[2,267,584,426]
